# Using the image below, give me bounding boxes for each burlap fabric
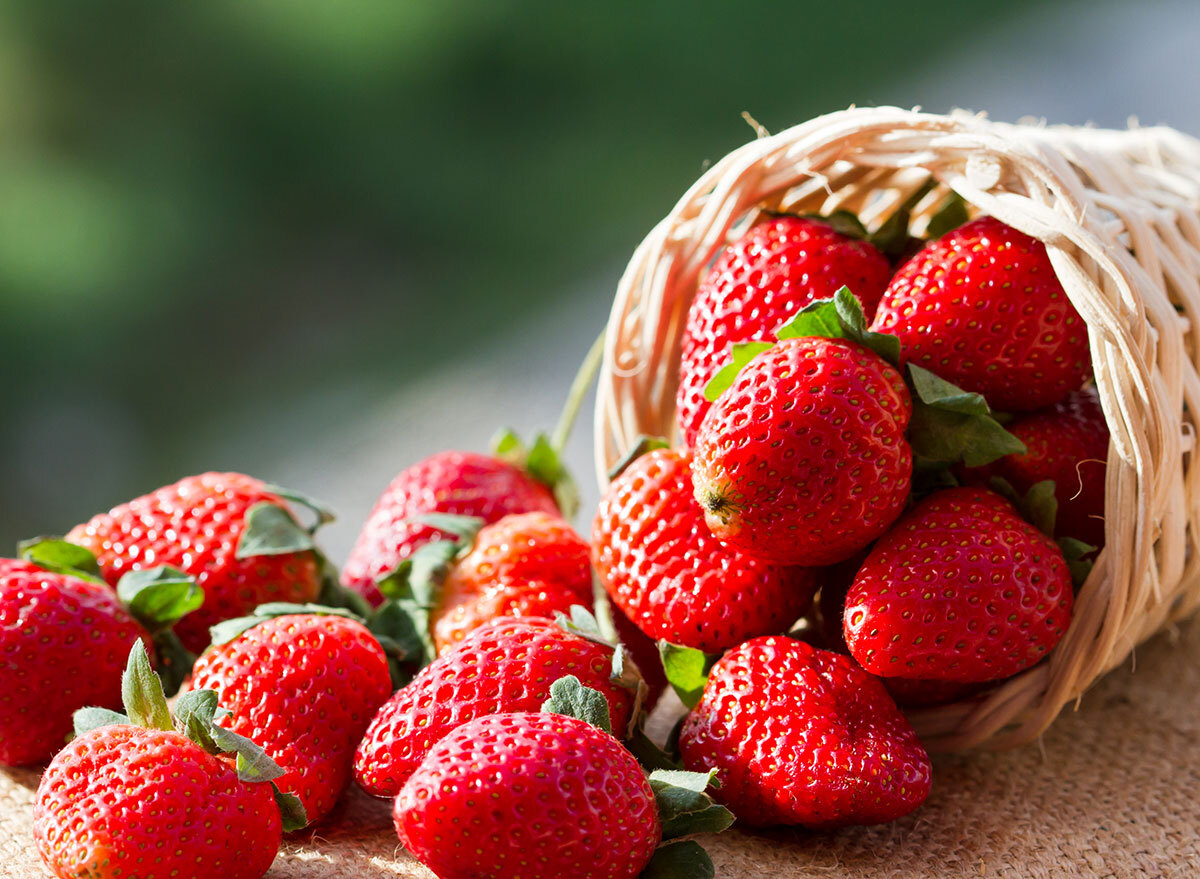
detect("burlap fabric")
[3,613,1197,878]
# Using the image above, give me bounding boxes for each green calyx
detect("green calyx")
[72,641,308,831]
[235,502,317,559]
[541,674,613,734]
[649,768,735,840]
[658,641,718,711]
[492,427,580,520]
[988,476,1097,588]
[907,364,1026,469]
[608,435,671,482]
[925,191,970,240]
[703,287,897,403]
[554,603,649,738]
[640,841,716,879]
[17,537,106,583]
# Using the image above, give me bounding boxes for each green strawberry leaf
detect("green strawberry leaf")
[273,787,308,833]
[413,513,486,542]
[235,502,316,559]
[72,706,131,737]
[1059,537,1097,588]
[649,768,734,840]
[116,566,203,634]
[541,675,612,734]
[377,539,463,607]
[702,341,773,403]
[627,720,683,772]
[775,287,900,365]
[152,631,196,697]
[315,559,374,617]
[208,602,362,647]
[174,688,222,753]
[907,364,1026,467]
[367,600,430,687]
[208,720,286,783]
[261,483,335,534]
[608,435,671,481]
[808,209,869,239]
[925,192,970,240]
[640,841,715,879]
[17,537,106,584]
[866,179,936,260]
[658,642,718,710]
[554,603,612,645]
[121,641,173,733]
[986,476,1059,538]
[491,428,580,520]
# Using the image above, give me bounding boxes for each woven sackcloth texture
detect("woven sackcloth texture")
[2,615,1198,877]
[594,106,1200,750]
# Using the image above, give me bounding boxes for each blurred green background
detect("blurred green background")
[2,0,1196,556]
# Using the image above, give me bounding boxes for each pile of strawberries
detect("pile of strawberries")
[0,205,1108,879]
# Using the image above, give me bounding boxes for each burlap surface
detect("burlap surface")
[4,616,1198,878]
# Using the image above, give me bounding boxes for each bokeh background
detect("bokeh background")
[2,0,1197,559]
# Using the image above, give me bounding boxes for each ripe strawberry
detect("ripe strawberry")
[593,446,817,652]
[994,387,1108,547]
[189,612,393,825]
[0,560,147,766]
[341,451,560,605]
[431,511,592,653]
[692,336,913,566]
[396,712,660,879]
[66,472,325,654]
[678,636,931,827]
[882,676,982,708]
[844,487,1073,682]
[871,216,1091,411]
[354,617,636,797]
[676,215,892,444]
[34,642,300,879]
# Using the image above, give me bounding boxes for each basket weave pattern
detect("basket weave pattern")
[595,106,1200,750]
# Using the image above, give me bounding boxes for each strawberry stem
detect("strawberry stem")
[551,329,606,455]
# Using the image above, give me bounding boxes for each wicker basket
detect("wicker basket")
[594,106,1200,751]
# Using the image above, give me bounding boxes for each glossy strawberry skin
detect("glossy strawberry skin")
[396,712,660,879]
[692,337,913,567]
[679,636,931,828]
[66,472,321,654]
[676,215,893,445]
[845,487,1073,683]
[34,725,282,879]
[871,216,1091,411]
[998,387,1108,547]
[593,447,817,652]
[189,614,392,825]
[342,451,559,606]
[432,512,593,653]
[0,560,148,766]
[354,617,635,798]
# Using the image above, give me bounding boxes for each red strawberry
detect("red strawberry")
[676,215,892,444]
[844,487,1073,683]
[354,617,637,797]
[66,472,324,654]
[431,512,592,653]
[189,612,393,825]
[692,336,913,566]
[871,216,1091,411]
[994,387,1108,547]
[342,451,559,605]
[679,636,931,827]
[882,676,983,708]
[593,446,817,652]
[34,642,297,879]
[0,560,147,766]
[395,712,660,879]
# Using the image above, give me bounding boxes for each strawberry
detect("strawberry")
[430,511,593,653]
[341,451,560,606]
[676,215,893,444]
[870,216,1091,411]
[991,386,1108,547]
[34,642,303,879]
[593,446,817,652]
[65,472,328,654]
[692,335,913,566]
[354,615,637,797]
[189,610,393,825]
[395,712,660,879]
[844,487,1073,683]
[0,560,147,766]
[882,676,983,708]
[678,636,932,827]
